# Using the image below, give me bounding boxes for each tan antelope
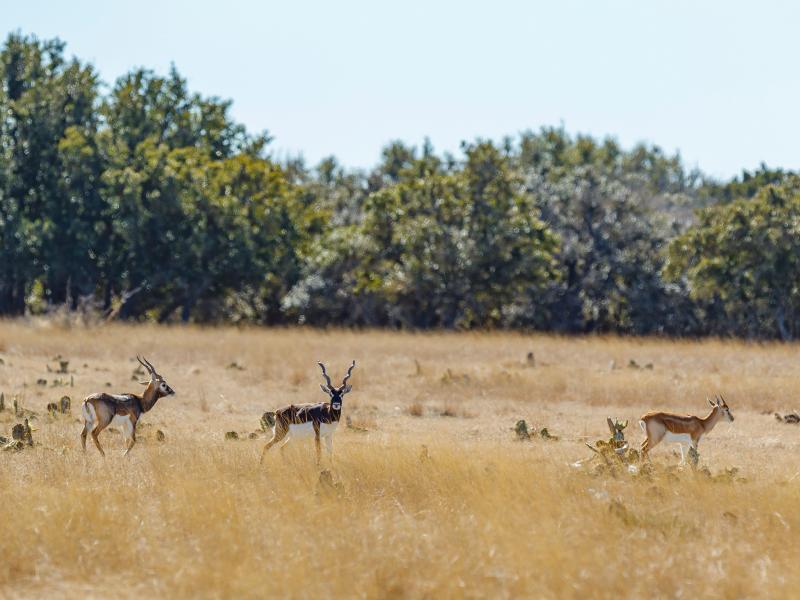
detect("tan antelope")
[640,395,734,463]
[80,356,175,456]
[260,360,355,465]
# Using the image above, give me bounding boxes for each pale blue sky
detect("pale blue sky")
[4,0,799,178]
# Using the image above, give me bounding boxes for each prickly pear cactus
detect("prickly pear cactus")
[586,417,639,465]
[514,420,531,441]
[687,446,699,468]
[260,411,276,431]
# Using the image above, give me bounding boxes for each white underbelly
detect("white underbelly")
[288,422,338,438]
[663,431,694,446]
[111,414,134,437]
[320,422,338,436]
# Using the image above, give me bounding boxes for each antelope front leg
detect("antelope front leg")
[124,432,137,457]
[123,418,136,457]
[314,425,322,465]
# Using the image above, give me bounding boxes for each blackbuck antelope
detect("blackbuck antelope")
[80,356,175,456]
[640,395,734,463]
[260,360,355,465]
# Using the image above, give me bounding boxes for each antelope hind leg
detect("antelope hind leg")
[260,428,287,464]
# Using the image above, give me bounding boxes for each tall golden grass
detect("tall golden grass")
[1,321,800,598]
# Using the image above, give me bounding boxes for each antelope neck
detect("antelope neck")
[140,381,160,413]
[700,406,722,433]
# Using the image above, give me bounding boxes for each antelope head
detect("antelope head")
[318,360,355,411]
[137,355,175,399]
[709,395,734,422]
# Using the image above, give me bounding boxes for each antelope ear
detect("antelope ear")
[341,384,352,395]
[607,418,615,433]
[621,420,628,429]
[138,380,150,386]
[320,384,331,396]
[708,397,716,407]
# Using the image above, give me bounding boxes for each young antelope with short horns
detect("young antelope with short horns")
[640,395,734,463]
[80,356,175,456]
[260,360,355,465]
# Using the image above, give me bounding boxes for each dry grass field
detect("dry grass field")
[1,320,800,598]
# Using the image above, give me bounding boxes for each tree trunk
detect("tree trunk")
[775,304,792,342]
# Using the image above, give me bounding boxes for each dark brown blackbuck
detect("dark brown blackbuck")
[80,356,175,456]
[640,395,734,463]
[260,360,355,465]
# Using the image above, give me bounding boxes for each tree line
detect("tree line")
[1,32,798,339]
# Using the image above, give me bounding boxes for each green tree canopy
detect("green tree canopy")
[666,178,800,340]
[2,31,799,338]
